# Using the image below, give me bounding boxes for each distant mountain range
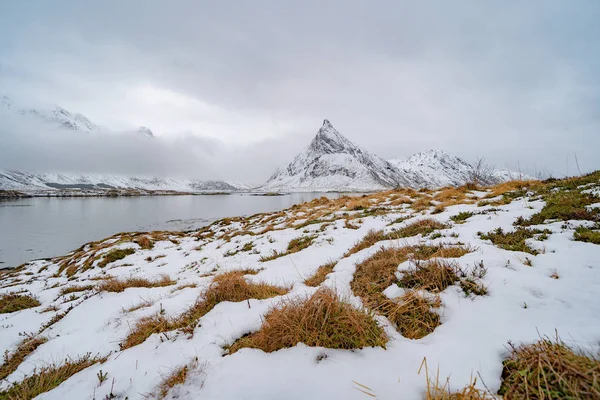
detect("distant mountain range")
[0,170,250,193]
[259,120,526,192]
[0,95,154,137]
[1,96,527,193]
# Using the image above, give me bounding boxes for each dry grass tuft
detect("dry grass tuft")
[120,270,288,350]
[260,235,317,261]
[59,284,95,296]
[351,244,472,338]
[0,353,104,399]
[498,336,600,399]
[398,259,461,293]
[479,227,551,254]
[412,197,434,212]
[155,358,200,399]
[388,219,449,239]
[420,357,493,399]
[134,236,154,250]
[227,288,387,354]
[344,230,386,257]
[0,292,41,314]
[97,275,175,293]
[304,261,337,287]
[0,336,48,381]
[97,247,136,268]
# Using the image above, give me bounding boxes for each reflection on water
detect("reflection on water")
[0,192,355,268]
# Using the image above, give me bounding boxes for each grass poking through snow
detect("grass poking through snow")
[0,292,41,314]
[304,261,337,287]
[120,270,288,350]
[0,353,105,400]
[498,336,600,398]
[97,248,136,268]
[97,275,175,293]
[351,244,472,339]
[226,288,387,354]
[0,336,48,381]
[478,227,550,254]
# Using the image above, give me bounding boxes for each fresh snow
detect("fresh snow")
[260,120,408,192]
[260,121,528,192]
[1,181,599,399]
[0,170,250,193]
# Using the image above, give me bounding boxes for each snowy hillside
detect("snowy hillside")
[1,96,103,134]
[259,120,411,192]
[259,121,527,193]
[1,173,599,399]
[1,95,152,138]
[0,170,249,193]
[389,150,527,188]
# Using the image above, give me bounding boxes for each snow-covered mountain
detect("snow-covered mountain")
[259,121,528,192]
[259,120,413,192]
[1,95,152,138]
[0,170,249,193]
[1,95,103,133]
[389,150,525,188]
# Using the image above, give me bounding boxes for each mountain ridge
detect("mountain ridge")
[260,120,527,192]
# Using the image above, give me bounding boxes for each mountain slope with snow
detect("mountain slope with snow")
[389,150,527,188]
[0,170,249,193]
[1,95,153,138]
[259,120,413,192]
[1,96,104,134]
[259,121,527,192]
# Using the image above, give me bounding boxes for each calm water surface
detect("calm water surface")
[0,193,352,268]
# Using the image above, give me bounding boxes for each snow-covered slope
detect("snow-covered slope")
[389,150,528,188]
[259,121,527,192]
[1,95,103,133]
[1,95,152,138]
[259,120,410,192]
[0,170,249,193]
[1,174,599,399]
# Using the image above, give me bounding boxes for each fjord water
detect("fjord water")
[0,193,350,268]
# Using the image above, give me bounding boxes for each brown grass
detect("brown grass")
[134,236,154,250]
[388,219,449,239]
[420,357,493,399]
[260,235,317,261]
[398,259,461,293]
[304,261,337,287]
[344,230,386,257]
[120,270,288,350]
[412,197,434,212]
[155,358,200,399]
[0,336,48,381]
[97,275,175,293]
[97,247,136,268]
[0,353,104,399]
[0,292,41,314]
[344,219,360,230]
[59,284,95,296]
[498,336,600,399]
[351,244,472,339]
[227,288,387,354]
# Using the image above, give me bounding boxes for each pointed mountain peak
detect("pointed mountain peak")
[310,119,357,155]
[137,126,154,138]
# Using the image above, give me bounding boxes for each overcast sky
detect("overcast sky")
[1,1,599,182]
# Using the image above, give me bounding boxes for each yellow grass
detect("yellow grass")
[227,288,387,354]
[120,270,288,349]
[304,261,337,287]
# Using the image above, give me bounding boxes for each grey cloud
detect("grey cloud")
[0,0,599,180]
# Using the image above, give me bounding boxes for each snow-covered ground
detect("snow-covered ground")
[1,177,599,399]
[0,170,251,193]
